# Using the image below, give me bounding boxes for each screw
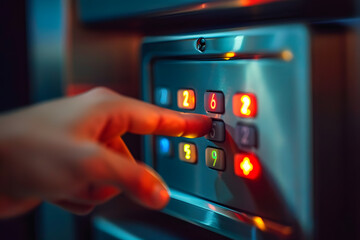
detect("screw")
[196,37,206,52]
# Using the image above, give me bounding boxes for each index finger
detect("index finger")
[82,88,212,140]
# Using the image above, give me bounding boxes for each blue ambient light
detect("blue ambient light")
[159,137,171,156]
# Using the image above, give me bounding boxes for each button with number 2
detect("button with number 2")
[233,93,257,118]
[177,89,195,110]
[235,124,257,148]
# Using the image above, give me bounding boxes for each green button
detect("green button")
[205,147,225,171]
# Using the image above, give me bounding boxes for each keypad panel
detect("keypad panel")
[143,25,311,226]
[150,59,307,223]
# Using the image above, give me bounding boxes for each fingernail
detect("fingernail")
[151,184,169,209]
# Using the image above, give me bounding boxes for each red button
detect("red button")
[233,93,257,118]
[234,154,261,179]
[204,92,224,113]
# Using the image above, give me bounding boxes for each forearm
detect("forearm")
[0,196,40,219]
[0,114,12,196]
[0,114,41,218]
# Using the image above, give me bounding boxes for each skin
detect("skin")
[0,87,211,218]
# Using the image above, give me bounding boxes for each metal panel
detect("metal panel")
[78,0,219,22]
[142,24,312,239]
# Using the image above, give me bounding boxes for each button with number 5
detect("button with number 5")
[179,142,197,163]
[205,119,225,142]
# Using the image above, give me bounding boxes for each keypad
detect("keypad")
[155,88,259,179]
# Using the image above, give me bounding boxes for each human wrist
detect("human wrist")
[0,113,19,196]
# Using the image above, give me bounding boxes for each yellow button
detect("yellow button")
[177,89,195,110]
[178,142,197,163]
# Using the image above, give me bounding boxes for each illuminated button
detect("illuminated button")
[233,93,257,118]
[205,147,225,171]
[204,92,224,113]
[177,89,195,110]
[235,124,257,148]
[179,142,197,163]
[205,119,225,142]
[157,137,172,157]
[155,88,171,106]
[234,154,261,179]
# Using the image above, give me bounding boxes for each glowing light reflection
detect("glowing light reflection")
[208,203,216,211]
[232,36,244,51]
[240,157,253,175]
[281,50,293,61]
[224,52,235,60]
[254,217,266,231]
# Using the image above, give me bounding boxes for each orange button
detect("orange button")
[234,154,260,179]
[177,89,195,110]
[233,93,257,118]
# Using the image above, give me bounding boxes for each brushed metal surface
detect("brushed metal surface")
[142,24,311,239]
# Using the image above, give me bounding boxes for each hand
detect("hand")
[0,87,211,218]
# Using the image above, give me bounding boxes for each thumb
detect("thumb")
[80,143,169,210]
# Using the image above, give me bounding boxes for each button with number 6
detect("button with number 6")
[204,91,224,113]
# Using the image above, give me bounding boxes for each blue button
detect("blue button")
[158,137,172,157]
[155,88,171,106]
